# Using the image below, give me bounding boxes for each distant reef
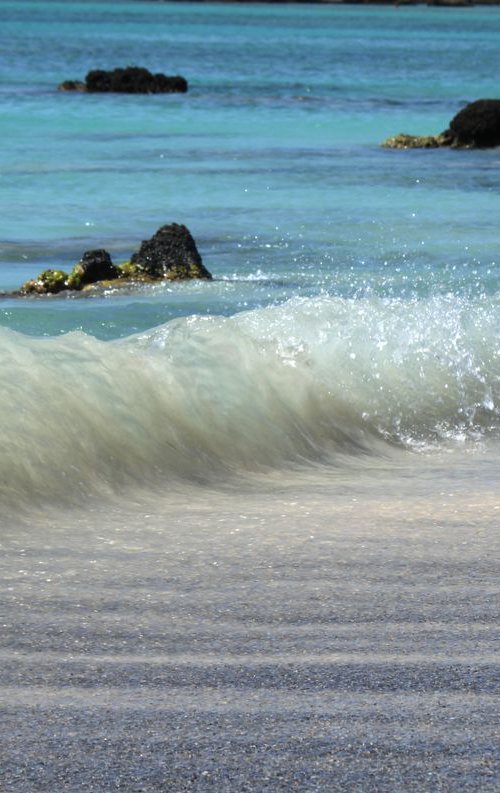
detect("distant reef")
[7,224,212,298]
[59,66,188,94]
[382,99,500,150]
[135,0,499,5]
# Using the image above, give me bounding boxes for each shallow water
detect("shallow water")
[2,1,500,504]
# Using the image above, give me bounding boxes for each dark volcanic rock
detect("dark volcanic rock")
[85,67,188,94]
[446,99,500,148]
[67,250,119,290]
[130,223,212,280]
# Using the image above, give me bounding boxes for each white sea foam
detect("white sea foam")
[1,294,500,508]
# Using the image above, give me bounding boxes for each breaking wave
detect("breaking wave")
[2,293,500,508]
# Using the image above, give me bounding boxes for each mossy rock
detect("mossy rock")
[66,267,83,290]
[382,99,500,151]
[382,133,452,149]
[67,249,120,290]
[13,225,212,297]
[80,264,158,291]
[20,269,68,295]
[163,263,210,281]
[117,261,147,279]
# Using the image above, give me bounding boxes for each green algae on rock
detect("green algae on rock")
[20,269,69,295]
[382,133,452,149]
[16,224,212,296]
[116,261,144,279]
[66,250,120,290]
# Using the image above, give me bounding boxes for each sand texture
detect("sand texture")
[1,468,499,791]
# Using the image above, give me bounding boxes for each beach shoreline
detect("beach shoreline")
[2,2,500,789]
[2,461,499,790]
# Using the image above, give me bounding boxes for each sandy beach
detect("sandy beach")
[2,461,499,791]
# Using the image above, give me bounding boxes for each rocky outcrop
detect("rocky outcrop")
[382,98,500,150]
[16,225,211,296]
[58,66,188,94]
[129,223,212,281]
[446,99,500,148]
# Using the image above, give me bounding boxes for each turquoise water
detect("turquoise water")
[2,1,500,508]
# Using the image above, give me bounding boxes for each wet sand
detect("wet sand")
[1,463,499,791]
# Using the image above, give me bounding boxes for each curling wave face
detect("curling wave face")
[2,294,500,508]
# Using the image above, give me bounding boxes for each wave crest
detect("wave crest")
[2,294,500,506]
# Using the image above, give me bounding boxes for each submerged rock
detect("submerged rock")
[59,66,188,94]
[130,223,212,281]
[15,225,212,296]
[382,98,500,150]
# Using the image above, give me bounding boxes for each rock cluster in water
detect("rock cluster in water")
[59,66,188,94]
[17,223,212,296]
[382,99,500,149]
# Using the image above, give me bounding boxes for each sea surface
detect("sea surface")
[1,3,500,790]
[2,0,500,509]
